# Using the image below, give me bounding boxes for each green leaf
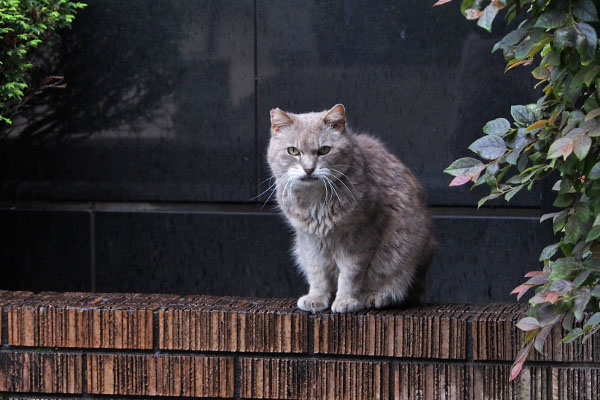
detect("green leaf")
[574,269,592,287]
[554,194,574,208]
[563,328,583,343]
[584,312,600,329]
[553,209,569,233]
[534,324,553,354]
[540,242,561,261]
[444,157,485,176]
[505,184,525,201]
[468,135,507,159]
[589,161,600,179]
[592,285,600,297]
[534,11,569,29]
[553,26,577,50]
[576,202,591,223]
[493,27,528,53]
[511,105,535,125]
[517,150,530,172]
[550,260,578,280]
[585,108,600,121]
[550,276,576,291]
[569,111,586,125]
[584,66,600,86]
[515,39,533,60]
[573,0,599,22]
[506,147,523,165]
[586,225,600,241]
[574,290,592,321]
[483,118,511,135]
[516,317,541,331]
[478,192,502,208]
[487,162,499,176]
[563,311,575,330]
[573,134,592,160]
[576,23,598,59]
[477,3,499,32]
[566,215,582,244]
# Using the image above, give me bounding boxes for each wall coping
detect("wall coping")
[0,290,598,399]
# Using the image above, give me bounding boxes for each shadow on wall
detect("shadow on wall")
[11,1,186,143]
[2,0,256,202]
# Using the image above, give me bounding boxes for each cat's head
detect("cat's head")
[267,104,353,186]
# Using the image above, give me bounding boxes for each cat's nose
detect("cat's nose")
[304,168,314,175]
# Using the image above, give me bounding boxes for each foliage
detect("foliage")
[436,0,600,381]
[0,0,86,129]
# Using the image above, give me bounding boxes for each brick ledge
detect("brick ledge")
[0,290,598,399]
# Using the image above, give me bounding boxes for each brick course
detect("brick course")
[0,291,597,399]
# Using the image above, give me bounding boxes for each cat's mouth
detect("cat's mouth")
[300,176,319,182]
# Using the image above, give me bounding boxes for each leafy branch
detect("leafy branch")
[435,0,600,381]
[0,0,86,132]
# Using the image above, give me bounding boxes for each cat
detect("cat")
[267,104,434,313]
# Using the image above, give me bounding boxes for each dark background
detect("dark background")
[0,0,554,303]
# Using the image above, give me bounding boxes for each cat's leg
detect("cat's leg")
[295,236,336,313]
[363,243,420,309]
[331,255,366,313]
[297,265,335,312]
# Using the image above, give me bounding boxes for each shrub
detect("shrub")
[436,0,600,380]
[0,0,86,130]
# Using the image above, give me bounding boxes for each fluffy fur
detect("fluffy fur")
[267,104,434,313]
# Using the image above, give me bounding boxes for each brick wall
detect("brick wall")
[0,291,598,399]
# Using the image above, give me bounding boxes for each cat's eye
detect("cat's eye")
[287,146,299,156]
[318,146,331,155]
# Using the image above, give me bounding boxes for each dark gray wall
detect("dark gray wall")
[0,0,554,303]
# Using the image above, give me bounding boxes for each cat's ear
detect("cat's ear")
[324,104,346,133]
[270,108,293,134]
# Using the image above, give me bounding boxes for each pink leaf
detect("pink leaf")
[510,360,524,382]
[470,168,483,182]
[545,292,560,304]
[524,270,544,278]
[511,284,533,300]
[510,342,533,381]
[450,174,472,186]
[433,0,454,5]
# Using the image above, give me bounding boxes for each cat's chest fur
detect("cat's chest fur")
[280,191,351,238]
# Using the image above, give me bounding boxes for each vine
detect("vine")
[436,0,600,379]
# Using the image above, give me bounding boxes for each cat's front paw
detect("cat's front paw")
[331,296,364,313]
[297,294,331,313]
[365,292,393,309]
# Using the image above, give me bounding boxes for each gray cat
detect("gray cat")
[267,104,434,313]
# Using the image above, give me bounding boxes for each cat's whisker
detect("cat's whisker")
[318,177,329,206]
[286,178,297,206]
[259,175,275,185]
[251,179,278,201]
[329,173,356,202]
[260,182,279,209]
[282,176,295,207]
[328,168,355,186]
[323,176,342,204]
[324,179,333,204]
[263,175,288,209]
[325,179,335,204]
